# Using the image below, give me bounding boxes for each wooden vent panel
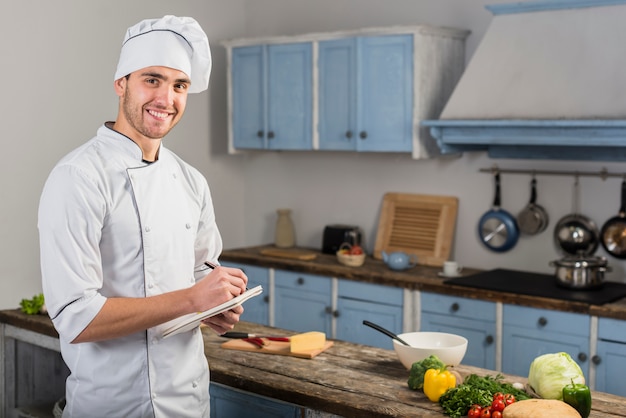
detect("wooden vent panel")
[374,193,458,267]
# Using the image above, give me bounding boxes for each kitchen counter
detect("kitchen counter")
[2,310,625,418]
[220,245,626,320]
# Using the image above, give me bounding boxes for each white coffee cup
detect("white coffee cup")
[443,261,462,277]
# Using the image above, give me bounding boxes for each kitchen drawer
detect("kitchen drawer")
[338,280,403,306]
[598,317,626,343]
[503,305,589,337]
[274,270,332,294]
[421,292,495,322]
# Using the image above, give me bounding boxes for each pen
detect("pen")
[204,261,218,269]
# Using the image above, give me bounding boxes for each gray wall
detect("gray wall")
[2,0,624,309]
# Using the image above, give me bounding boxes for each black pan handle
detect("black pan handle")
[619,180,626,218]
[530,178,538,205]
[493,172,501,208]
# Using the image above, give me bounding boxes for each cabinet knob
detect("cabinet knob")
[450,303,460,312]
[296,277,305,285]
[345,131,353,139]
[268,131,275,139]
[263,296,269,304]
[257,130,264,138]
[359,131,367,139]
[333,310,340,318]
[537,317,548,327]
[592,355,602,365]
[485,335,494,345]
[578,352,587,362]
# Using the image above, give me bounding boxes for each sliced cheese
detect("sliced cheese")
[290,331,326,352]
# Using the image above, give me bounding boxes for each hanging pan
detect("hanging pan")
[477,171,519,252]
[517,176,549,235]
[553,176,599,256]
[600,179,626,259]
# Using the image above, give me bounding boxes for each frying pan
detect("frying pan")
[477,172,519,252]
[517,177,549,235]
[600,179,626,259]
[553,177,599,256]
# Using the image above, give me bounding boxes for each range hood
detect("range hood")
[423,0,626,161]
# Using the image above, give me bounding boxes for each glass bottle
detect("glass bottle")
[275,209,295,248]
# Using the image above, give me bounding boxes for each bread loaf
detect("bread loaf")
[503,399,581,418]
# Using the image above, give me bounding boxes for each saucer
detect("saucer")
[438,271,461,278]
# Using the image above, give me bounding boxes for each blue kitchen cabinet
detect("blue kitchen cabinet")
[336,280,404,350]
[595,317,626,396]
[502,305,590,378]
[221,262,270,325]
[210,383,299,418]
[420,292,497,370]
[231,43,312,150]
[274,270,332,334]
[318,34,413,152]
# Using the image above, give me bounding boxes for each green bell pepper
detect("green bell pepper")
[562,379,591,418]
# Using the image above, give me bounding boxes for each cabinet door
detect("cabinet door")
[210,384,300,418]
[318,38,357,150]
[267,43,313,150]
[358,35,413,152]
[336,280,403,349]
[421,293,496,370]
[502,305,590,378]
[274,271,332,334]
[595,340,626,396]
[222,262,270,325]
[595,317,626,396]
[231,46,266,149]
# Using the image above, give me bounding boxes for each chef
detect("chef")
[38,15,247,417]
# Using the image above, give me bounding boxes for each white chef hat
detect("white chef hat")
[114,15,211,93]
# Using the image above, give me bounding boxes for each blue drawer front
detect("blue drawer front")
[504,305,589,337]
[421,292,496,322]
[338,280,403,306]
[274,270,332,294]
[598,317,626,343]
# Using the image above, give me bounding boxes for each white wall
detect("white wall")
[2,0,624,310]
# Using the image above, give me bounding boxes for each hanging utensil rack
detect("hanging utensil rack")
[479,165,626,180]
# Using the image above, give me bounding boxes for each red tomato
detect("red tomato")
[480,408,492,418]
[349,245,364,255]
[491,399,505,412]
[492,412,502,418]
[468,405,483,418]
[503,393,516,406]
[492,392,504,401]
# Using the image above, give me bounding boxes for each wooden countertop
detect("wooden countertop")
[3,310,624,417]
[220,245,626,320]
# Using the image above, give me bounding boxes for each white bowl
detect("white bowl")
[392,332,468,369]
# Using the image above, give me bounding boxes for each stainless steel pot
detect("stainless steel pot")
[550,255,610,289]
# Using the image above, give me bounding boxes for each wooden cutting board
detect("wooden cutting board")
[221,338,333,359]
[373,192,458,267]
[259,248,318,261]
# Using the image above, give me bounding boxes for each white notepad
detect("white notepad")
[162,285,263,338]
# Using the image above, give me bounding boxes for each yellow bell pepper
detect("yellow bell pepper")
[423,368,456,402]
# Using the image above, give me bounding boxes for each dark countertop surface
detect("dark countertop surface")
[2,310,625,418]
[220,245,626,320]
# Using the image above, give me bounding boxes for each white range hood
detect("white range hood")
[423,0,626,161]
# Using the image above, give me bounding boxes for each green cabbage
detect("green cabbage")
[528,352,585,400]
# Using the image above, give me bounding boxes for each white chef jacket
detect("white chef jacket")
[38,123,222,418]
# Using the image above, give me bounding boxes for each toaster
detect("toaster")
[322,224,363,254]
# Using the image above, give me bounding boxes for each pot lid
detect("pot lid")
[552,255,608,268]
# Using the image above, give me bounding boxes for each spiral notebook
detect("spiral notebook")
[162,285,263,338]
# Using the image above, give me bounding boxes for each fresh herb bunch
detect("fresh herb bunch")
[439,374,530,418]
[19,293,45,315]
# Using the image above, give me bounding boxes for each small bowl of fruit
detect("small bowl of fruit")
[336,243,366,267]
